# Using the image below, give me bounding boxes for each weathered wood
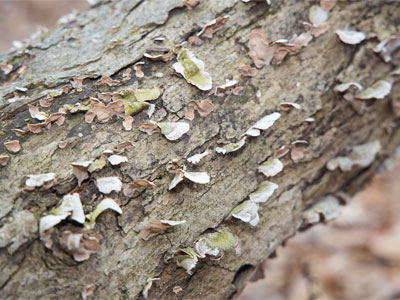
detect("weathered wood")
[0,0,399,299]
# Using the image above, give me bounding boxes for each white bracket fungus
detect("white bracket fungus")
[187,150,209,164]
[355,80,392,100]
[335,30,366,45]
[245,112,281,137]
[85,198,122,229]
[231,200,260,226]
[96,177,122,194]
[258,157,283,177]
[303,195,341,224]
[249,181,278,203]
[26,173,56,188]
[173,48,212,91]
[169,169,210,190]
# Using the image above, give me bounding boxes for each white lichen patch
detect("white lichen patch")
[96,177,122,194]
[258,157,283,177]
[26,173,56,188]
[245,112,281,137]
[216,137,246,154]
[173,48,212,91]
[187,150,209,164]
[335,29,366,45]
[158,122,190,141]
[334,82,363,92]
[249,181,278,203]
[303,195,340,224]
[85,198,122,229]
[107,154,128,166]
[231,200,260,226]
[355,80,392,100]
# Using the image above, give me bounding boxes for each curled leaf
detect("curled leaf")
[177,247,198,273]
[123,179,155,197]
[249,181,278,203]
[173,48,212,91]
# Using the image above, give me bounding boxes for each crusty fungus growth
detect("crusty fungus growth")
[85,198,122,229]
[239,64,258,77]
[182,0,203,10]
[197,15,230,39]
[173,48,212,91]
[280,102,301,111]
[158,122,190,141]
[335,29,366,45]
[4,140,21,153]
[334,82,363,93]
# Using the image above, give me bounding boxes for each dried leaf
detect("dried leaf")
[173,48,212,91]
[139,222,170,240]
[0,154,10,166]
[198,16,229,39]
[239,64,258,77]
[4,140,21,153]
[248,29,274,68]
[96,177,122,194]
[335,30,366,45]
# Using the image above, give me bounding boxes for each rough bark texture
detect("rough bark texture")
[0,0,399,299]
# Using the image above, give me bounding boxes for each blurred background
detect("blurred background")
[2,2,399,299]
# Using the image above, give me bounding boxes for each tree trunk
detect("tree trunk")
[0,0,399,299]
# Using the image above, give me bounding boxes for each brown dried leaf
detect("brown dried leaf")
[182,0,202,9]
[320,0,336,11]
[198,16,229,39]
[239,64,258,77]
[122,116,133,131]
[189,100,214,117]
[4,140,21,153]
[139,122,160,135]
[95,75,120,86]
[139,222,170,240]
[248,29,274,68]
[0,153,10,166]
[133,62,144,78]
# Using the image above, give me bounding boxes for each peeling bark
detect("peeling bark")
[0,0,399,299]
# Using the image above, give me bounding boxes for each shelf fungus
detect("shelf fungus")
[169,169,210,190]
[173,48,212,91]
[374,36,400,64]
[139,220,185,240]
[231,200,260,226]
[334,82,363,93]
[335,30,366,45]
[245,112,281,137]
[107,154,128,166]
[96,177,122,194]
[216,137,247,155]
[72,160,93,186]
[280,102,301,111]
[118,88,162,116]
[140,121,190,141]
[60,231,102,262]
[25,173,56,189]
[123,179,155,197]
[258,157,283,177]
[177,247,199,273]
[187,150,209,165]
[4,140,21,153]
[39,193,85,235]
[194,230,240,258]
[302,4,329,37]
[355,80,392,100]
[303,195,341,225]
[0,154,10,166]
[327,140,381,171]
[249,181,278,203]
[85,198,122,229]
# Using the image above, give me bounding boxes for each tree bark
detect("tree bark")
[0,0,399,299]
